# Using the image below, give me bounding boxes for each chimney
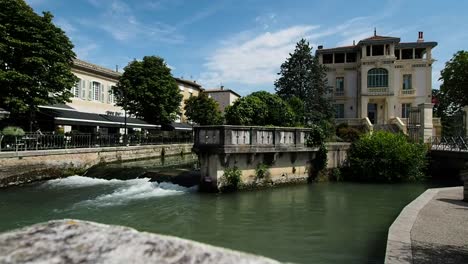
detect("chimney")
[318,45,323,50]
[417,31,424,43]
[115,65,119,72]
[220,85,224,90]
[353,40,355,46]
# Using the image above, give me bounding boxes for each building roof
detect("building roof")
[73,59,122,80]
[204,88,241,98]
[397,42,438,49]
[315,45,359,54]
[316,33,437,55]
[174,77,203,90]
[357,35,401,45]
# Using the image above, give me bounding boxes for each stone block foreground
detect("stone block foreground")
[0,219,281,264]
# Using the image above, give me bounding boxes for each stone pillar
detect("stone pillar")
[418,103,433,143]
[361,97,369,119]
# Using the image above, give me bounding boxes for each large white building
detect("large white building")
[38,59,201,133]
[316,31,437,126]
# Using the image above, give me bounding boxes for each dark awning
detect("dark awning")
[162,122,193,131]
[38,107,160,129]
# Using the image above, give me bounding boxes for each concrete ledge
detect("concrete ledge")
[0,219,281,264]
[0,144,193,188]
[384,187,461,264]
[0,144,192,158]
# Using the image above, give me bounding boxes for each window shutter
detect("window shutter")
[101,84,105,102]
[88,81,93,100]
[107,85,112,104]
[81,80,86,98]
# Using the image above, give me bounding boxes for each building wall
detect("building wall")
[178,83,201,123]
[68,70,122,116]
[206,91,240,112]
[67,61,202,124]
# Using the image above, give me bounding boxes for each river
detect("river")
[0,157,428,264]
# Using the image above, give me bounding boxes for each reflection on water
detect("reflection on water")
[0,173,427,264]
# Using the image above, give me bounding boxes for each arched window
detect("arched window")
[367,68,388,88]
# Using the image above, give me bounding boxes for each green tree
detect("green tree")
[440,51,468,107]
[0,0,77,130]
[113,56,182,125]
[224,91,294,126]
[184,93,223,125]
[275,39,334,125]
[225,95,268,125]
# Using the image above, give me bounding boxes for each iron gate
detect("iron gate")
[407,107,421,142]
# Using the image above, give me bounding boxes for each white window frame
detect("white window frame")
[92,81,101,101]
[402,103,411,118]
[402,74,412,90]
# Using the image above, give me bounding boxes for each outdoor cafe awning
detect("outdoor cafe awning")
[38,106,160,129]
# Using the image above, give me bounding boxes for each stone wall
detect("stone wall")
[0,144,192,188]
[198,142,350,190]
[0,219,280,264]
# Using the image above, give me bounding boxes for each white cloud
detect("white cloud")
[198,15,379,88]
[199,25,319,87]
[74,43,99,60]
[81,0,183,44]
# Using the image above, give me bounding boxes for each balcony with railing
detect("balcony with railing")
[400,89,416,96]
[365,87,393,96]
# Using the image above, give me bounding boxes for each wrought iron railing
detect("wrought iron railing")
[0,131,193,152]
[431,136,468,152]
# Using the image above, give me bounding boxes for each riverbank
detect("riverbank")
[0,144,193,188]
[385,186,468,263]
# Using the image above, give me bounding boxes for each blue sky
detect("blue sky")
[26,0,468,95]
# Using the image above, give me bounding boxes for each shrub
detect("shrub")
[219,167,242,192]
[255,163,270,182]
[2,126,25,136]
[346,131,427,182]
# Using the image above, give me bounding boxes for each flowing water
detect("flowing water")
[0,159,429,264]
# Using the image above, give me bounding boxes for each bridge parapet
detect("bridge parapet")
[193,126,313,154]
[193,126,349,192]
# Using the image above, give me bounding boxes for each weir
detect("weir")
[193,125,349,191]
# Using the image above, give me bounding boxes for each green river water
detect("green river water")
[0,157,429,264]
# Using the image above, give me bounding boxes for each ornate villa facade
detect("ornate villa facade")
[316,31,437,127]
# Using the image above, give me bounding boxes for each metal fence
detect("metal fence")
[0,131,193,152]
[431,136,468,152]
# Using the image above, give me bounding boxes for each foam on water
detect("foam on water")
[44,175,128,187]
[44,176,195,207]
